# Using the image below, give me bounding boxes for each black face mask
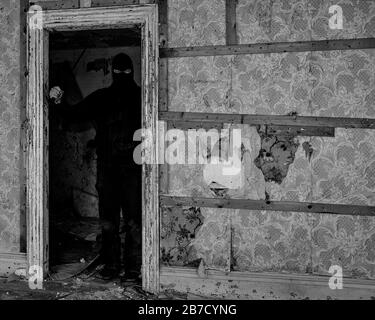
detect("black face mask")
[111,53,135,88]
[112,72,134,86]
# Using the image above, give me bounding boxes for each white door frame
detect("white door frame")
[26,4,159,293]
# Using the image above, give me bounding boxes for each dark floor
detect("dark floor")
[0,277,147,300]
[0,217,192,300]
[0,216,208,300]
[0,276,193,300]
[50,216,102,267]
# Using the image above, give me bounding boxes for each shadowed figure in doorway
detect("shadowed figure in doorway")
[49,53,142,281]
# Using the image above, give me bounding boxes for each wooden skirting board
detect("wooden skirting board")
[0,253,27,278]
[160,266,375,300]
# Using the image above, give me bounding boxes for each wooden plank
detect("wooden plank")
[158,0,168,109]
[31,1,80,10]
[91,0,139,6]
[43,30,50,278]
[20,1,29,256]
[159,111,375,129]
[169,120,224,131]
[160,266,375,300]
[158,0,169,196]
[224,1,238,272]
[32,0,142,9]
[27,7,50,283]
[160,38,375,58]
[140,4,160,294]
[158,0,168,48]
[266,125,335,137]
[166,122,334,137]
[225,0,237,45]
[160,195,375,217]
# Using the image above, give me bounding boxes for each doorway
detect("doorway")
[48,27,142,281]
[26,5,159,293]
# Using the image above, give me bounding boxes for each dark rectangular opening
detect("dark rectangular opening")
[48,27,143,282]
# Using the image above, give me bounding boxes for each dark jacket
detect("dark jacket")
[54,81,142,169]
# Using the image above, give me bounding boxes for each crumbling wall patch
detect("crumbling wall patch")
[254,125,300,184]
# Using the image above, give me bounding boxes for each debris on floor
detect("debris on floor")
[1,272,220,300]
[0,276,158,300]
[49,260,92,281]
[0,215,199,300]
[49,217,101,268]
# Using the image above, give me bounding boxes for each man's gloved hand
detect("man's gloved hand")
[49,86,64,104]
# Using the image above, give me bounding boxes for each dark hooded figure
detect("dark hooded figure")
[50,53,142,280]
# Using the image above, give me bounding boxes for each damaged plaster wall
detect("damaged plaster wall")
[161,0,375,279]
[49,46,141,218]
[254,126,300,185]
[0,0,25,253]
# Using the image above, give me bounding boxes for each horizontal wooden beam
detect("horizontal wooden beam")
[160,38,375,58]
[31,0,141,10]
[166,121,333,136]
[169,120,224,131]
[263,125,334,137]
[159,111,375,129]
[91,0,139,6]
[160,195,375,217]
[31,0,80,10]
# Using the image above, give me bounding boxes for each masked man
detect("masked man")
[50,53,142,280]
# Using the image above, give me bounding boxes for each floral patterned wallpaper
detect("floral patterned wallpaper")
[168,0,226,47]
[161,0,375,279]
[161,206,231,271]
[168,0,375,47]
[0,0,24,253]
[237,0,375,44]
[169,49,375,118]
